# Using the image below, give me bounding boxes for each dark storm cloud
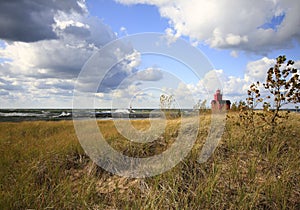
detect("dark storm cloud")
[63,25,91,38]
[0,0,85,42]
[98,65,136,92]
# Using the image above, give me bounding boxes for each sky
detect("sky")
[0,0,299,109]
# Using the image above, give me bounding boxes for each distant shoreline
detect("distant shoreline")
[0,108,298,122]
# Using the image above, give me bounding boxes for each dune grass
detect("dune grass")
[0,113,299,209]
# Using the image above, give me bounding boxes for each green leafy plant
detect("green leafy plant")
[263,55,300,123]
[193,99,207,113]
[160,94,180,118]
[240,55,300,131]
[230,101,238,112]
[160,94,174,110]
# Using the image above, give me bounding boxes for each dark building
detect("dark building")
[211,89,231,111]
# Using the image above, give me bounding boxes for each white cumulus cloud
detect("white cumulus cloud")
[115,0,300,53]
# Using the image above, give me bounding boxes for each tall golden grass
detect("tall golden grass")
[0,113,299,209]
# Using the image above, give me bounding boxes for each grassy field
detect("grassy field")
[0,112,299,209]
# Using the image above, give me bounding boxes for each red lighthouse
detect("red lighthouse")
[211,89,231,111]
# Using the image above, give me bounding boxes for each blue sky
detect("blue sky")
[97,0,299,77]
[86,0,255,77]
[0,0,299,108]
[87,0,170,34]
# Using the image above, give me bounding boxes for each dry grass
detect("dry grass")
[0,113,299,209]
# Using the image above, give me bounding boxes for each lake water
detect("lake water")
[0,109,173,122]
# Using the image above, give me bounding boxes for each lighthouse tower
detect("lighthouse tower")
[214,89,222,101]
[211,89,231,111]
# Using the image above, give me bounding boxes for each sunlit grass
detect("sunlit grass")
[0,113,299,209]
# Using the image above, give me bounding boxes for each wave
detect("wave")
[0,112,46,117]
